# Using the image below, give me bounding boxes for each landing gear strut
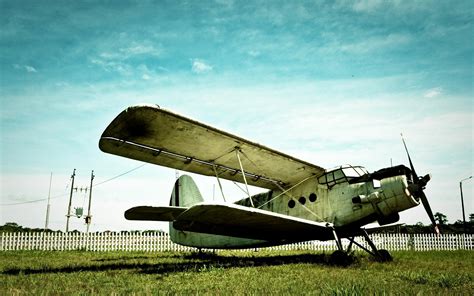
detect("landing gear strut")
[330,228,392,264]
[329,228,355,266]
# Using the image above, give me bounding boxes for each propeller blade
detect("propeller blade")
[401,133,418,181]
[419,191,440,234]
[401,134,438,234]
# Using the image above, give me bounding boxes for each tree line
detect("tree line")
[0,222,165,234]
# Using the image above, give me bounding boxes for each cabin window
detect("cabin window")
[333,169,345,182]
[298,196,306,205]
[288,200,296,208]
[327,173,336,187]
[309,193,317,202]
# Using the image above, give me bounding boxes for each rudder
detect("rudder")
[170,175,203,207]
[169,175,204,245]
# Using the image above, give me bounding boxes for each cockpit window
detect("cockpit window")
[355,167,368,175]
[333,169,345,181]
[318,165,368,187]
[342,167,359,178]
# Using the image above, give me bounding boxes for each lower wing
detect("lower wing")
[172,203,334,242]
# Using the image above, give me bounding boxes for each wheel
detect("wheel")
[330,250,354,266]
[377,249,393,262]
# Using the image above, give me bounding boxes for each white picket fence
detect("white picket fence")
[0,232,472,252]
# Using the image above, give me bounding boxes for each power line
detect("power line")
[1,193,69,206]
[94,164,146,187]
[1,164,147,206]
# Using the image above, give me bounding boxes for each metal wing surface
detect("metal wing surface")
[99,104,325,190]
[172,203,334,242]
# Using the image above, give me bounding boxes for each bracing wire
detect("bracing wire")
[94,164,147,187]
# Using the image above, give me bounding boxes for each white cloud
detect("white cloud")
[142,73,151,80]
[13,64,37,73]
[334,33,412,54]
[25,65,37,72]
[120,44,160,56]
[191,59,213,74]
[424,87,443,98]
[97,42,161,62]
[90,58,132,75]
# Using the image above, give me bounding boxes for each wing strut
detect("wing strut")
[212,165,226,202]
[236,148,255,207]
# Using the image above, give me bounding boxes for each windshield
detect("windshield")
[318,165,367,187]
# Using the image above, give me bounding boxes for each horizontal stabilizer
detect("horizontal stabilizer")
[125,206,188,221]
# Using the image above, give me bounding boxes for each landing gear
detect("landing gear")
[331,228,393,263]
[377,249,392,262]
[329,250,354,266]
[329,228,355,266]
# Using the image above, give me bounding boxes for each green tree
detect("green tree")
[434,212,448,225]
[0,222,23,232]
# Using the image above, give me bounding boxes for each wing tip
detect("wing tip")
[126,103,161,112]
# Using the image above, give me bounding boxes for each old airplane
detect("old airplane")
[99,104,438,262]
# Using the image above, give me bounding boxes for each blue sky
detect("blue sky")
[1,0,472,232]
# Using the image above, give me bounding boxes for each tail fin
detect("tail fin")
[170,175,204,245]
[170,175,203,207]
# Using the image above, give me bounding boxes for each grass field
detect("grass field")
[1,250,472,295]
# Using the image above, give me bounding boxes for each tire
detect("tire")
[330,250,354,266]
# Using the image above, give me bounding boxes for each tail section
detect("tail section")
[169,175,270,249]
[170,175,203,207]
[170,175,203,245]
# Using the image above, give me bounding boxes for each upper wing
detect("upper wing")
[172,203,334,242]
[99,104,324,190]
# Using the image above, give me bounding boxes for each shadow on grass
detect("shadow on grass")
[2,252,356,275]
[92,253,182,262]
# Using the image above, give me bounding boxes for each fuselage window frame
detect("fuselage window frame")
[318,165,368,188]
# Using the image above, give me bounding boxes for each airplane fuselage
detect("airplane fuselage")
[236,165,419,230]
[170,164,421,249]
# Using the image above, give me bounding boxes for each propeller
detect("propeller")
[401,134,440,235]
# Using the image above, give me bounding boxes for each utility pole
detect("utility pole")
[44,172,52,231]
[85,170,94,233]
[460,176,472,234]
[66,169,76,232]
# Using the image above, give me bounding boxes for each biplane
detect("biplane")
[99,104,437,262]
